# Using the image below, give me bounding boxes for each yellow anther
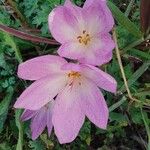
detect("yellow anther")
[77,30,91,45]
[68,71,81,78]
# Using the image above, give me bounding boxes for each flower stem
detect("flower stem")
[0,24,59,45]
[112,28,147,105]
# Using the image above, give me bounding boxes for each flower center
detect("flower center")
[68,71,81,78]
[67,71,81,86]
[77,30,91,45]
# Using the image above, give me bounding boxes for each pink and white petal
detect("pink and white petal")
[58,39,103,65]
[79,49,105,66]
[52,83,85,144]
[93,34,115,64]
[47,109,53,137]
[98,33,115,55]
[83,0,114,32]
[81,79,109,129]
[46,100,55,136]
[58,41,86,60]
[48,6,80,43]
[21,110,37,121]
[18,55,67,81]
[64,0,84,30]
[82,4,104,35]
[31,109,47,140]
[61,63,82,72]
[14,75,67,110]
[81,65,117,93]
[64,0,81,12]
[99,0,114,32]
[82,0,94,8]
[79,34,115,65]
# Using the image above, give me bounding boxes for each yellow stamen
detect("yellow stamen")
[77,30,91,45]
[68,71,81,78]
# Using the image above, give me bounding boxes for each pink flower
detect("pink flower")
[21,100,55,140]
[14,55,117,143]
[48,0,115,65]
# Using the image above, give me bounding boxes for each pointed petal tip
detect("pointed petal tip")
[13,101,22,109]
[94,117,108,130]
[57,136,76,144]
[31,134,38,141]
[111,80,117,94]
[14,100,43,111]
[64,0,72,6]
[17,63,27,80]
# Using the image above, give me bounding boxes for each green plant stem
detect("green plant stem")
[112,28,148,105]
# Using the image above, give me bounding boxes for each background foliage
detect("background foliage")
[0,0,150,149]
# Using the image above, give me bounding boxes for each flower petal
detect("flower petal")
[18,55,67,81]
[81,65,117,93]
[21,110,37,121]
[31,109,47,140]
[48,6,79,43]
[97,33,115,55]
[58,33,114,66]
[14,75,67,110]
[47,109,53,137]
[46,100,55,136]
[81,79,109,129]
[78,35,114,65]
[82,5,103,35]
[64,0,81,12]
[58,40,104,66]
[52,83,85,144]
[57,41,85,60]
[61,63,82,72]
[83,0,114,32]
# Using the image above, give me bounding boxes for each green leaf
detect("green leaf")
[110,112,127,122]
[127,48,150,60]
[120,62,150,93]
[109,96,127,112]
[3,32,23,63]
[141,108,150,149]
[29,140,46,150]
[0,142,11,150]
[15,109,24,150]
[108,1,143,38]
[0,89,14,133]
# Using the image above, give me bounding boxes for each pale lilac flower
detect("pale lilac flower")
[14,55,117,143]
[48,0,115,65]
[21,100,55,140]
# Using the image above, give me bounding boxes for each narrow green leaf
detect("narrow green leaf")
[0,89,14,133]
[125,0,135,17]
[123,34,150,53]
[109,96,127,112]
[140,108,150,149]
[108,1,143,38]
[15,109,23,150]
[3,32,23,63]
[120,62,150,93]
[127,48,150,60]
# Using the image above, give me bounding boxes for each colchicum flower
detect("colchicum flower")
[14,55,117,143]
[21,100,55,140]
[48,0,115,65]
